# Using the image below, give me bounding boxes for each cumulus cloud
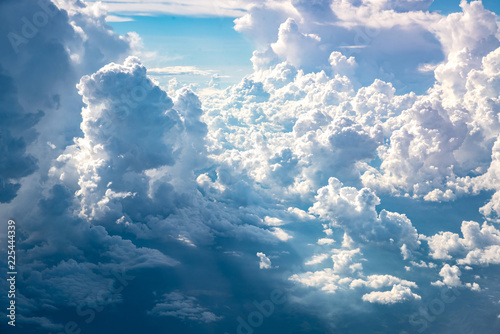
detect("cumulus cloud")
[310,177,419,252]
[427,221,500,266]
[361,284,421,304]
[257,252,272,269]
[317,238,335,245]
[432,264,462,287]
[289,268,342,294]
[331,248,363,274]
[457,245,500,266]
[4,0,500,332]
[350,275,418,289]
[238,0,444,88]
[0,0,134,204]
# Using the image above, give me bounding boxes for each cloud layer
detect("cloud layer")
[2,0,500,333]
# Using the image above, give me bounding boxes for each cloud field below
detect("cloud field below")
[1,0,500,333]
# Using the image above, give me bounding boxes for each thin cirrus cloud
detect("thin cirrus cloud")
[90,0,248,17]
[105,14,135,22]
[148,65,217,76]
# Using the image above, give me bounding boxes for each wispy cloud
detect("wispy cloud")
[105,15,135,22]
[148,66,216,76]
[89,0,247,17]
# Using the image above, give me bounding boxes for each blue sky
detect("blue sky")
[110,15,254,88]
[430,0,500,13]
[2,0,500,333]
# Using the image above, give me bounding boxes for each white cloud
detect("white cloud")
[432,264,462,287]
[263,216,285,226]
[331,248,363,274]
[305,253,330,266]
[350,275,417,289]
[362,284,421,304]
[105,15,134,22]
[465,282,481,291]
[5,0,500,330]
[289,268,341,294]
[271,227,293,241]
[257,252,272,269]
[457,245,500,266]
[427,221,500,266]
[310,177,420,251]
[317,238,335,245]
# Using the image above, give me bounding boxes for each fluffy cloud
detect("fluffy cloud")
[350,275,417,289]
[427,220,500,266]
[289,268,342,294]
[331,248,363,274]
[257,252,272,269]
[310,177,419,252]
[361,284,421,304]
[229,0,500,207]
[457,245,500,266]
[432,264,462,287]
[0,0,135,211]
[4,0,500,332]
[238,0,443,89]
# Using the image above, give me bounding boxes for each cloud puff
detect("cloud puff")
[257,252,272,269]
[310,177,419,252]
[427,220,500,265]
[271,18,326,72]
[361,284,421,304]
[457,245,500,266]
[331,248,363,274]
[350,275,418,289]
[289,268,342,294]
[432,264,462,287]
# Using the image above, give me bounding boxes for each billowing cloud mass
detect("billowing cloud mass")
[2,0,500,333]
